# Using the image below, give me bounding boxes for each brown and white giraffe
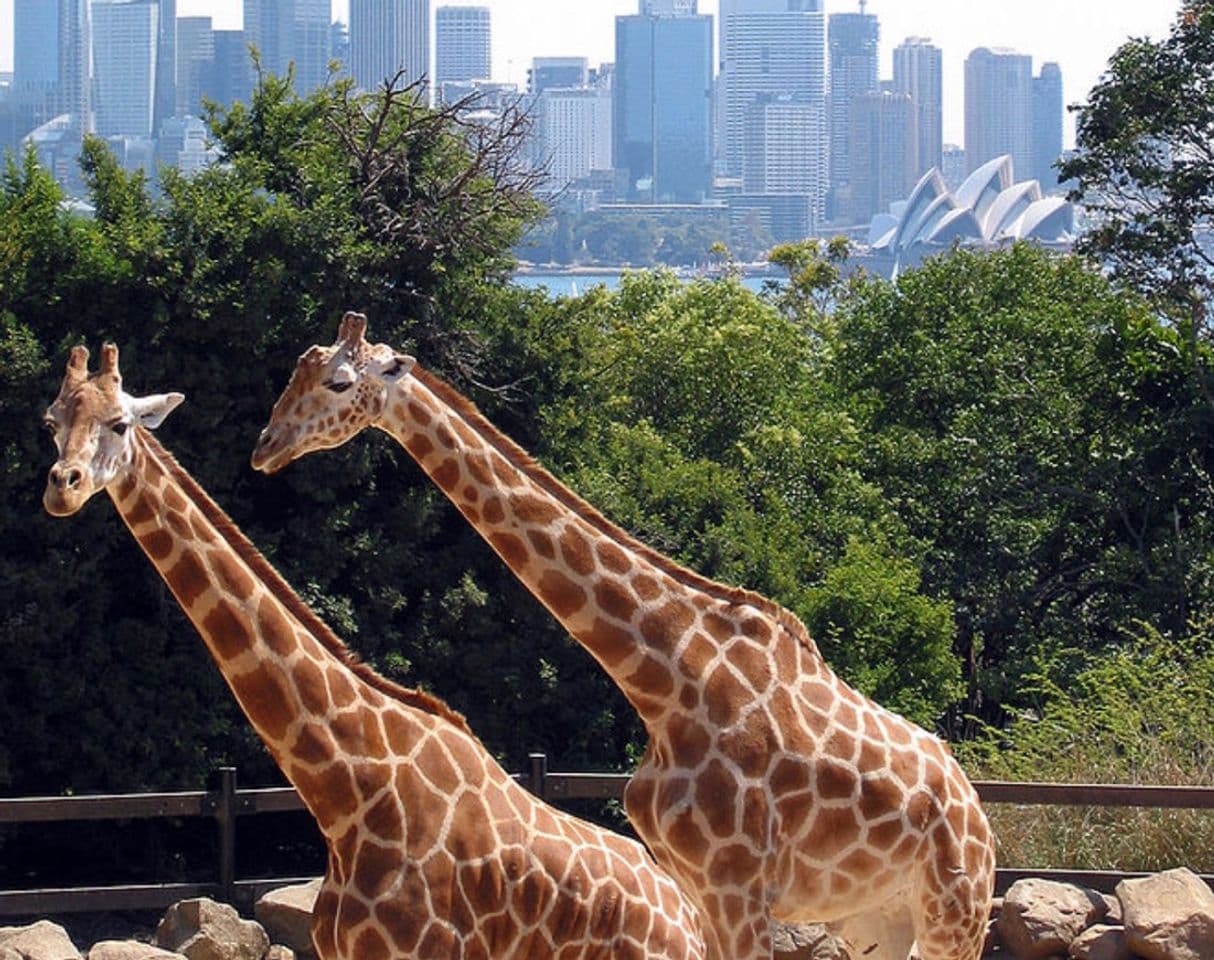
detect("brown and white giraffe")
[252,313,997,960]
[42,342,707,960]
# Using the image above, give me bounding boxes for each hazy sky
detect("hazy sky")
[0,0,1183,145]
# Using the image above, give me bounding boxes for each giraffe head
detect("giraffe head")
[43,343,184,516]
[251,311,415,474]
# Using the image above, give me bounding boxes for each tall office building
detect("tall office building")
[536,85,613,187]
[436,6,491,86]
[893,36,942,177]
[614,5,712,202]
[827,4,879,198]
[742,97,826,201]
[176,16,213,117]
[848,90,915,222]
[964,46,1033,178]
[350,0,430,97]
[60,0,93,132]
[154,0,175,129]
[14,0,61,91]
[720,0,825,178]
[1032,62,1064,190]
[91,0,159,137]
[209,29,253,108]
[244,0,330,94]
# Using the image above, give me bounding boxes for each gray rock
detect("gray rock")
[87,942,185,960]
[0,922,81,960]
[254,880,322,960]
[153,899,269,960]
[772,921,851,959]
[263,947,293,960]
[997,878,1107,959]
[1068,924,1131,960]
[1116,868,1214,960]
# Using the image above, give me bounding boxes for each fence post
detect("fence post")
[213,767,237,904]
[528,753,548,801]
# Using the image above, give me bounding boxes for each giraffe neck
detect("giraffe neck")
[110,430,465,837]
[378,368,813,724]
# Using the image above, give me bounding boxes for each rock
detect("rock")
[263,948,293,960]
[1101,895,1123,926]
[997,878,1107,959]
[1068,925,1131,960]
[153,899,269,960]
[1116,867,1214,960]
[254,880,322,960]
[0,922,81,960]
[771,921,851,959]
[87,943,185,960]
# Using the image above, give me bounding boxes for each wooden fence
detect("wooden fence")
[1,756,1212,918]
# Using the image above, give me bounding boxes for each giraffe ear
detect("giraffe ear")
[127,392,186,429]
[372,353,416,384]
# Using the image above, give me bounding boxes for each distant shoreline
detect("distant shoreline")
[514,263,781,277]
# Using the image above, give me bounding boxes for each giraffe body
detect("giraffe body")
[253,314,997,960]
[43,344,706,960]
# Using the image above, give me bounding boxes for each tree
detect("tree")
[1061,2,1214,381]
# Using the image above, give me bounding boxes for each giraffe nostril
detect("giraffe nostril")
[66,468,83,489]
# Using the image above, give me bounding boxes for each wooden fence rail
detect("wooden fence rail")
[1,757,1212,918]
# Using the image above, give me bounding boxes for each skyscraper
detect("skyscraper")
[827,4,879,199]
[536,85,613,187]
[60,0,93,132]
[964,47,1033,178]
[742,96,826,200]
[436,7,491,88]
[244,0,330,94]
[14,0,60,91]
[720,1,825,179]
[176,16,214,116]
[349,0,429,98]
[529,57,588,95]
[1032,62,1064,190]
[154,0,175,130]
[848,90,915,222]
[893,36,942,178]
[210,29,253,108]
[91,0,159,137]
[614,4,713,202]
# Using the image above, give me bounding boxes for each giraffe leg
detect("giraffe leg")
[909,857,990,960]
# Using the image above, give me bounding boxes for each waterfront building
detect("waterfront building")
[893,36,942,178]
[536,84,613,188]
[1033,62,1064,190]
[964,46,1033,179]
[614,5,713,203]
[436,6,491,88]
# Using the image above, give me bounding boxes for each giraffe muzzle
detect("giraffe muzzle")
[43,460,92,516]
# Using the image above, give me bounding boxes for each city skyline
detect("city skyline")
[0,0,1182,145]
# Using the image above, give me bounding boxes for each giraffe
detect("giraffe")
[42,342,707,960]
[252,312,998,960]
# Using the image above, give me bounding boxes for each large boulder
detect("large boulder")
[254,880,322,960]
[1116,868,1214,960]
[0,922,80,960]
[1068,925,1131,960]
[997,878,1107,959]
[153,899,268,960]
[87,943,185,960]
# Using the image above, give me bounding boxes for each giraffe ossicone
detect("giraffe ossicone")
[43,342,707,960]
[253,313,998,960]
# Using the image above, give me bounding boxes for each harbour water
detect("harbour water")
[513,271,779,297]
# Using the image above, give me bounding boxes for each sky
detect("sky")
[0,0,1184,146]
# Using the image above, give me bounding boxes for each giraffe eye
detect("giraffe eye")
[325,380,354,394]
[110,420,128,436]
[44,419,57,434]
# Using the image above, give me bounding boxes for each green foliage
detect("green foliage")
[1061,1,1214,336]
[961,621,1214,873]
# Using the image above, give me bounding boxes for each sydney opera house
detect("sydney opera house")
[864,155,1074,276]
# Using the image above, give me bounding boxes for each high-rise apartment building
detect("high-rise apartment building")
[1032,62,1064,190]
[720,1,825,179]
[827,5,879,199]
[91,0,159,137]
[614,5,712,202]
[349,0,430,97]
[244,0,330,94]
[176,16,213,117]
[964,46,1033,178]
[848,90,915,223]
[893,36,942,178]
[436,7,491,87]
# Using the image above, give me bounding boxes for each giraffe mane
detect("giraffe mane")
[136,428,478,739]
[413,366,818,656]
